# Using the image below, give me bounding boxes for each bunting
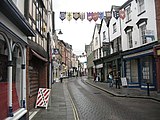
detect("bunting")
[119,10,125,20]
[59,11,124,22]
[92,12,99,22]
[59,12,66,21]
[87,12,93,22]
[66,12,72,21]
[80,12,85,21]
[73,12,80,21]
[59,11,105,22]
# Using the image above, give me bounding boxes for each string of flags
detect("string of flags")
[59,11,105,22]
[59,10,126,22]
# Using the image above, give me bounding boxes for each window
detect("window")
[126,60,138,83]
[139,24,146,44]
[138,0,145,13]
[141,56,153,84]
[126,6,131,21]
[113,39,118,52]
[113,23,117,33]
[103,31,106,40]
[127,31,133,48]
[95,37,98,45]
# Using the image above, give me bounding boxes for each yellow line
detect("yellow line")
[65,83,80,120]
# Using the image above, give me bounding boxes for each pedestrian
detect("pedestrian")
[60,73,63,83]
[115,71,120,89]
[93,72,96,82]
[96,73,100,82]
[108,72,113,87]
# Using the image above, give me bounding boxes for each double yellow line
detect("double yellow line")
[65,82,80,120]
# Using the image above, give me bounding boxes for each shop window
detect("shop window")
[141,56,153,84]
[126,60,138,83]
[12,47,22,111]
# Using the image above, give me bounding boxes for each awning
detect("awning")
[31,49,48,62]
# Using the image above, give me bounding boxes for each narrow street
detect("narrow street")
[66,77,160,120]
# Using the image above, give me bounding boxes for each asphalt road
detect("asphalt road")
[67,77,160,120]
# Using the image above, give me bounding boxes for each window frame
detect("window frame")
[139,23,147,44]
[137,0,145,13]
[113,23,117,33]
[127,30,133,48]
[125,6,131,22]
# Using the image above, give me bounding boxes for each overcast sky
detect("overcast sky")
[53,0,127,56]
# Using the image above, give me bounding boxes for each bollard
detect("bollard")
[147,83,150,96]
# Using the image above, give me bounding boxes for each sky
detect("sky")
[53,0,127,56]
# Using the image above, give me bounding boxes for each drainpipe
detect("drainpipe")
[8,39,13,117]
[21,48,26,108]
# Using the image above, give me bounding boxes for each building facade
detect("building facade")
[121,0,157,89]
[0,0,35,119]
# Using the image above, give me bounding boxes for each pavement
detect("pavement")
[30,80,75,120]
[84,77,160,102]
[30,76,160,120]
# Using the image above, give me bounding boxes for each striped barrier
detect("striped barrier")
[35,88,51,109]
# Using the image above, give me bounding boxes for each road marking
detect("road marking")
[65,82,80,120]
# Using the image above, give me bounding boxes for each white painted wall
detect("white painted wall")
[109,11,121,42]
[121,0,157,51]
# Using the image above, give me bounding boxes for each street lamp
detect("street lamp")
[53,29,63,35]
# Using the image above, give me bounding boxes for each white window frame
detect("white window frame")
[138,0,145,13]
[113,23,117,33]
[127,30,133,48]
[125,6,131,21]
[139,23,147,44]
[103,31,106,40]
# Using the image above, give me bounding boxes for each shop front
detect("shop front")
[123,43,157,90]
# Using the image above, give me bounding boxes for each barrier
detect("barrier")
[35,88,51,109]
